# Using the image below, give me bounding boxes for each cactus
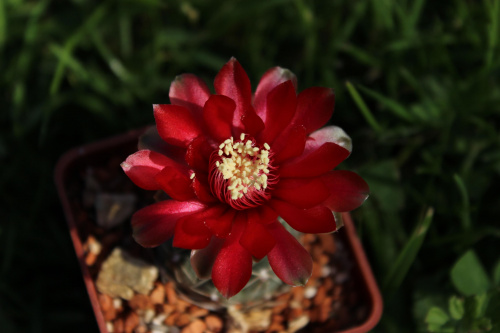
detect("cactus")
[153,217,304,310]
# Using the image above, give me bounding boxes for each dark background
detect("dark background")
[1,0,500,332]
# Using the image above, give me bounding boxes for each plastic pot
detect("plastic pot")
[55,128,383,333]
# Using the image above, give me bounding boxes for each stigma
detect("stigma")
[216,133,271,200]
[209,133,277,209]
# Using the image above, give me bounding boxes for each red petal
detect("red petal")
[121,150,175,191]
[185,136,212,171]
[322,170,369,212]
[241,106,265,136]
[181,205,225,236]
[138,126,186,164]
[269,200,337,233]
[154,104,203,147]
[239,220,276,260]
[169,74,211,118]
[272,125,307,164]
[259,81,297,145]
[279,142,349,178]
[309,125,352,154]
[254,67,297,122]
[205,209,236,238]
[172,221,211,249]
[267,221,312,286]
[203,95,235,142]
[211,214,252,298]
[190,237,225,279]
[251,205,279,225]
[154,166,195,201]
[214,58,252,134]
[273,177,330,209]
[173,211,213,249]
[131,200,205,247]
[192,174,218,203]
[293,87,335,134]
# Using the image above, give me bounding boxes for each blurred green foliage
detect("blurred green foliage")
[1,0,500,332]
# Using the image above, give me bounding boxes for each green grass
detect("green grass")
[1,0,500,332]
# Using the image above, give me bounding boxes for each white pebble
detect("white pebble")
[113,298,122,309]
[152,314,167,325]
[143,308,155,323]
[321,266,332,277]
[304,286,317,299]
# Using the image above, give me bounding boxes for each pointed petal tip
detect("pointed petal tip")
[292,276,310,287]
[120,161,130,171]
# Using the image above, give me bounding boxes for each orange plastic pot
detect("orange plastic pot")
[55,128,383,333]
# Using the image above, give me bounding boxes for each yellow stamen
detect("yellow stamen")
[217,135,271,200]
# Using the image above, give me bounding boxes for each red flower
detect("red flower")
[121,58,369,298]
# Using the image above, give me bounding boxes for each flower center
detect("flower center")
[209,133,277,210]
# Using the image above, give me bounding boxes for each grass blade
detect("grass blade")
[358,85,415,122]
[485,0,500,70]
[384,207,434,292]
[0,0,5,50]
[345,81,383,133]
[453,174,471,231]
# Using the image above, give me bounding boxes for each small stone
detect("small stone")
[175,313,192,327]
[271,314,284,324]
[304,286,317,299]
[143,308,156,323]
[165,282,178,304]
[98,294,116,321]
[129,294,153,311]
[96,247,158,300]
[288,307,304,321]
[113,318,125,333]
[124,311,139,333]
[85,252,97,266]
[301,234,316,245]
[189,307,209,318]
[288,314,309,333]
[318,234,336,254]
[113,298,122,309]
[165,312,180,326]
[321,265,332,277]
[150,283,165,305]
[319,297,333,322]
[135,323,148,333]
[181,319,206,333]
[176,299,190,313]
[318,254,329,266]
[311,244,323,261]
[95,193,137,229]
[152,313,167,325]
[291,287,304,302]
[227,306,272,332]
[311,262,322,279]
[313,286,326,306]
[289,300,301,309]
[87,235,102,254]
[205,315,223,333]
[162,304,176,316]
[266,322,284,332]
[151,326,169,333]
[98,293,112,312]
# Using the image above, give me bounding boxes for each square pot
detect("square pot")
[55,128,383,333]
